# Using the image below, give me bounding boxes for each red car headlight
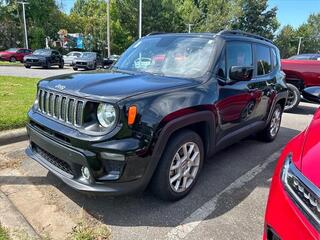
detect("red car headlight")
[281,154,320,231]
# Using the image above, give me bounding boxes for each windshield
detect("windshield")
[6,48,18,52]
[82,52,96,58]
[114,36,215,78]
[33,49,51,56]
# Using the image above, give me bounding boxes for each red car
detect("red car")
[281,54,320,111]
[264,90,320,240]
[0,48,32,62]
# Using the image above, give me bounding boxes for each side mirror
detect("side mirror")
[302,87,320,104]
[229,66,254,82]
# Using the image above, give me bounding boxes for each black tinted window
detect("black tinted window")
[226,42,253,76]
[256,45,271,75]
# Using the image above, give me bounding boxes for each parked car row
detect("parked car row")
[0,48,119,71]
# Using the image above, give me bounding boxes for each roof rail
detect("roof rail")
[217,30,273,43]
[147,32,167,36]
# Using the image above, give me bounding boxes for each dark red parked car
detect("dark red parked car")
[264,90,320,240]
[0,48,32,62]
[281,55,320,111]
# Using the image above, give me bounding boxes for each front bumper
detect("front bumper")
[24,60,45,66]
[264,167,319,240]
[26,118,153,195]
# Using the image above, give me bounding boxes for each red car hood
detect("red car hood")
[299,108,320,187]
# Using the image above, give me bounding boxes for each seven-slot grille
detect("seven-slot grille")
[37,89,86,127]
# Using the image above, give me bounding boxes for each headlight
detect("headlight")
[281,154,320,229]
[97,103,116,128]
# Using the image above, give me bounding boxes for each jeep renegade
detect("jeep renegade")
[26,30,288,201]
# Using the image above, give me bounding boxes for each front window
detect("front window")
[114,36,216,78]
[33,49,52,56]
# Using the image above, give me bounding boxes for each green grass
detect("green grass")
[0,76,40,131]
[0,61,23,66]
[0,225,10,240]
[68,220,111,240]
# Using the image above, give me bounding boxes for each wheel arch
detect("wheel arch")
[146,110,216,182]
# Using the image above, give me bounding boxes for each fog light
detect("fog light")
[81,166,91,180]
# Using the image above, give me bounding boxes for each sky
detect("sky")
[59,0,320,29]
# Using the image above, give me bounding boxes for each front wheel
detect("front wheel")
[257,104,283,142]
[151,130,204,201]
[59,63,64,69]
[25,65,31,69]
[73,67,78,71]
[285,83,301,111]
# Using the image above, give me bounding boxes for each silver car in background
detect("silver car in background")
[63,51,83,65]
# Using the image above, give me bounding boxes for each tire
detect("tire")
[25,65,31,69]
[257,104,283,142]
[285,83,301,111]
[10,56,16,62]
[59,63,64,69]
[151,130,204,201]
[73,67,78,71]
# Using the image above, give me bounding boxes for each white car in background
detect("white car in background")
[63,51,83,65]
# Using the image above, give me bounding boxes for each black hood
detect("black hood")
[38,71,197,103]
[25,54,47,59]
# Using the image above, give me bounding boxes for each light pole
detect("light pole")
[297,37,303,55]
[18,1,29,49]
[186,23,194,33]
[106,0,111,57]
[139,0,142,38]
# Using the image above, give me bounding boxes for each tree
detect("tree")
[198,0,241,32]
[232,0,279,39]
[274,25,298,58]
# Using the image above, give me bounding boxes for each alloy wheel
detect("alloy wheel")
[285,89,297,110]
[169,142,200,193]
[270,108,282,137]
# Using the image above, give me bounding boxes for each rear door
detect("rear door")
[251,43,275,121]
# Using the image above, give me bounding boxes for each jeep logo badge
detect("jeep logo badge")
[55,84,66,90]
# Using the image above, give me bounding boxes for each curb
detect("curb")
[0,128,27,146]
[0,191,40,239]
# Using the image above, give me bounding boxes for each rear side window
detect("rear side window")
[226,42,253,76]
[255,45,271,75]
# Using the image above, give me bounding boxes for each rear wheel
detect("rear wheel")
[73,67,78,71]
[25,65,31,69]
[10,56,16,62]
[59,63,64,69]
[257,104,283,142]
[285,83,301,111]
[151,130,204,201]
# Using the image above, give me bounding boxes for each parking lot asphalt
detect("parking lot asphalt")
[0,101,318,240]
[0,65,76,78]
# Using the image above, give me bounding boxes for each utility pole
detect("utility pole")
[106,0,111,58]
[18,1,29,49]
[186,23,194,33]
[297,37,303,55]
[139,0,142,38]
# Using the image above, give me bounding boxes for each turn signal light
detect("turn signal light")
[128,105,137,125]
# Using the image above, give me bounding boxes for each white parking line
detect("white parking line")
[165,150,281,240]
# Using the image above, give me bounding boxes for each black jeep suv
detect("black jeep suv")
[26,31,288,201]
[24,49,64,69]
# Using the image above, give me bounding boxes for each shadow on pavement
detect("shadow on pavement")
[1,126,299,229]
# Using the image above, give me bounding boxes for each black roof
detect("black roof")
[146,30,273,46]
